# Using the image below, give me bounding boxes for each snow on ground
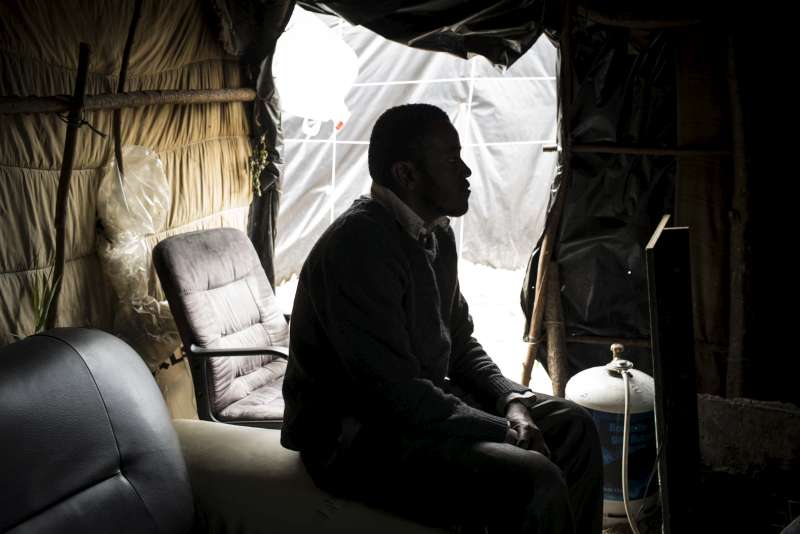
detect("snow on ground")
[275,274,299,317]
[275,260,553,395]
[457,260,553,395]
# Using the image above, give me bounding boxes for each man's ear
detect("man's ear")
[390,161,417,190]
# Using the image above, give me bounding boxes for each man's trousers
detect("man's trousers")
[303,394,604,534]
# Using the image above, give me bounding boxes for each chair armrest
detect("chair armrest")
[173,420,445,534]
[188,344,288,358]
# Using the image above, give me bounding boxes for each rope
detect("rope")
[56,111,107,138]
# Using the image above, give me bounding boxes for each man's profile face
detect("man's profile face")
[410,120,472,221]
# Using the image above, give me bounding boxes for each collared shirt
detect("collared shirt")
[369,182,449,243]
[368,181,535,414]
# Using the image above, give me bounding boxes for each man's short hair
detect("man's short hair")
[368,103,451,185]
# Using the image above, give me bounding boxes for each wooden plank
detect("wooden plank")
[725,33,751,398]
[645,215,700,533]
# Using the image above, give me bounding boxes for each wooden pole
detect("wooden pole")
[544,261,568,397]
[521,222,554,386]
[45,43,91,329]
[0,88,256,115]
[725,33,750,398]
[113,0,143,176]
[521,0,574,387]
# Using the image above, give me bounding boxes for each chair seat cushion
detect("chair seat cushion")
[154,227,290,424]
[216,358,286,421]
[173,419,447,533]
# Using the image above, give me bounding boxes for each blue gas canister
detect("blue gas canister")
[565,344,657,527]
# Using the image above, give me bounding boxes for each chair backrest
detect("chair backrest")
[153,228,289,417]
[0,328,194,533]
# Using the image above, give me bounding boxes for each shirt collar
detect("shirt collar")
[369,182,450,241]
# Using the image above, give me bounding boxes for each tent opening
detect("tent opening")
[272,6,559,392]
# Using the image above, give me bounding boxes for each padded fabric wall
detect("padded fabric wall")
[0,0,252,366]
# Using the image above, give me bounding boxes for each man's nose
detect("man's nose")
[462,160,472,177]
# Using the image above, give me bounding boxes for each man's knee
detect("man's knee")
[474,442,568,496]
[524,452,569,498]
[566,399,600,444]
[540,397,600,443]
[514,452,573,528]
[534,397,602,478]
[453,443,573,531]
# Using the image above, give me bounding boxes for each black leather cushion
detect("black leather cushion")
[0,328,193,533]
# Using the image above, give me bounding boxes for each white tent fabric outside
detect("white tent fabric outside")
[274,7,557,390]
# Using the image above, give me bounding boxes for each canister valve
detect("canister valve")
[606,343,634,374]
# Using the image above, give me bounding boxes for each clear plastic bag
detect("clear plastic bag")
[97,146,179,369]
[97,146,170,241]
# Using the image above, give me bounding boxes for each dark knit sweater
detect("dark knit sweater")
[281,197,529,455]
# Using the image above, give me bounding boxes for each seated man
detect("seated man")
[281,103,602,534]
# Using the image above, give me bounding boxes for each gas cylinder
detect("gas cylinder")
[565,344,657,527]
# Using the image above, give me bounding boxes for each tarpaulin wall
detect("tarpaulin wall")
[0,0,253,368]
[274,9,559,281]
[525,17,745,399]
[549,21,677,377]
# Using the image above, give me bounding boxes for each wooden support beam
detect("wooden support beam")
[725,33,751,398]
[544,262,569,397]
[578,8,701,29]
[566,335,651,349]
[572,143,731,157]
[46,43,91,329]
[0,88,256,115]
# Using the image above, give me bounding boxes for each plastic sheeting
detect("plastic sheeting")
[522,22,676,376]
[97,146,179,369]
[299,0,552,68]
[275,8,559,281]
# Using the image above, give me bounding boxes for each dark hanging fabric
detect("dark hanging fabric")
[247,92,285,288]
[298,0,555,68]
[728,21,794,405]
[522,21,677,378]
[673,26,732,397]
[208,0,295,288]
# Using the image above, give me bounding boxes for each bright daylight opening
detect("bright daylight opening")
[273,6,558,394]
